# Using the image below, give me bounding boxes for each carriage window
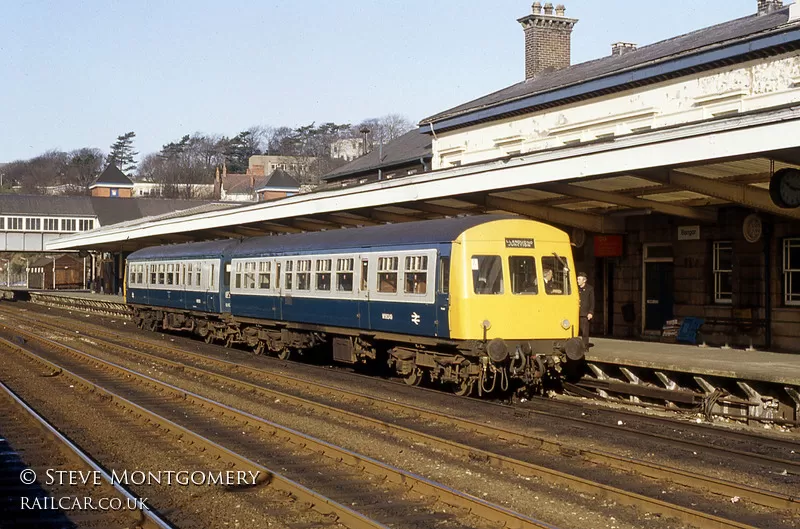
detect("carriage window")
[377,256,399,293]
[337,258,354,292]
[244,261,256,289]
[195,263,201,287]
[472,256,503,295]
[210,264,216,289]
[541,255,571,295]
[509,257,538,295]
[360,259,369,291]
[404,255,428,295]
[158,264,165,285]
[297,260,311,290]
[166,264,175,285]
[284,260,293,290]
[438,257,450,294]
[235,262,242,289]
[150,265,157,285]
[258,261,271,290]
[315,259,332,291]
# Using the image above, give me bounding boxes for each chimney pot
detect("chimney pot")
[555,4,566,16]
[758,0,783,14]
[611,42,637,56]
[532,1,542,14]
[544,2,554,15]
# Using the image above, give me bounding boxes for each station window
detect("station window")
[315,259,331,291]
[404,255,428,295]
[540,256,570,295]
[509,256,538,295]
[8,217,22,230]
[60,219,76,232]
[0,218,4,230]
[25,218,41,231]
[44,218,57,231]
[713,241,733,304]
[377,256,399,293]
[78,219,94,231]
[284,260,293,290]
[784,238,800,306]
[336,258,354,292]
[258,261,271,290]
[472,256,503,295]
[296,260,312,291]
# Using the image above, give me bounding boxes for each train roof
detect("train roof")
[128,238,240,260]
[128,215,519,260]
[230,215,516,257]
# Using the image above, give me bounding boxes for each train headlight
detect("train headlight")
[561,319,571,330]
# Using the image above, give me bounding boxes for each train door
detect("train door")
[205,261,217,312]
[435,255,450,337]
[275,260,283,320]
[222,260,231,312]
[357,256,370,329]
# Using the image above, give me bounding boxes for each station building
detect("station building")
[48,1,800,353]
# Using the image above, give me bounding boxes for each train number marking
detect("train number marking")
[382,313,393,320]
[411,312,420,325]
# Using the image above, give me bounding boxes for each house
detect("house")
[255,168,301,201]
[88,165,135,198]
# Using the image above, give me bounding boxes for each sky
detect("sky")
[0,1,759,163]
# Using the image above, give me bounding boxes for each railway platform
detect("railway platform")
[583,338,800,425]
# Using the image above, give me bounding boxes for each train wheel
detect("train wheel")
[204,332,215,344]
[224,335,234,348]
[277,347,291,360]
[453,379,474,397]
[149,319,158,332]
[253,341,265,356]
[403,368,423,387]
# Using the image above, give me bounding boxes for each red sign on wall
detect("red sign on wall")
[594,235,623,257]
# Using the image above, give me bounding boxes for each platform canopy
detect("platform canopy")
[46,104,800,253]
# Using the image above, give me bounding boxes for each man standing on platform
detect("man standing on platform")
[577,272,595,348]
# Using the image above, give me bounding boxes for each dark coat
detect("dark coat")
[579,284,595,317]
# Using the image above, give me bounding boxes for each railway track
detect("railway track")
[0,380,170,529]
[0,322,557,529]
[4,308,799,528]
[13,305,799,473]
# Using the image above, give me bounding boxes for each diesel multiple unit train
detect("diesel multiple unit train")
[126,215,585,396]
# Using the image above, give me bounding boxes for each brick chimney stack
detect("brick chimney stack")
[518,3,578,80]
[757,0,783,14]
[611,42,637,56]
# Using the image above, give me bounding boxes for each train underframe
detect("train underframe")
[132,306,585,397]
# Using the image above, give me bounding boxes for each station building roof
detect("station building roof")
[420,6,799,132]
[0,194,231,226]
[322,130,433,182]
[89,165,134,189]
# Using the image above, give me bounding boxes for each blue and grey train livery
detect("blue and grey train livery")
[126,215,584,395]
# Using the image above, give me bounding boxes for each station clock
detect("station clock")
[769,167,800,209]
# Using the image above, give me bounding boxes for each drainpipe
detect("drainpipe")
[764,221,772,349]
